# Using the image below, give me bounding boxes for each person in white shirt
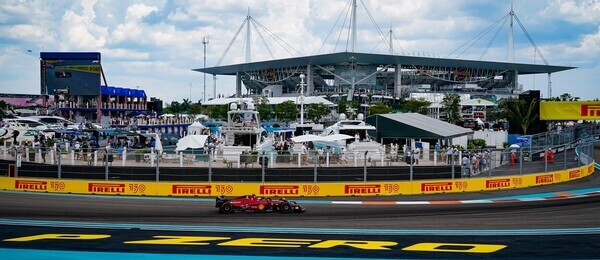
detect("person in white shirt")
[300,143,307,164]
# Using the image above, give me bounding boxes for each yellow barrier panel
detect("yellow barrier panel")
[540,101,600,120]
[0,163,594,197]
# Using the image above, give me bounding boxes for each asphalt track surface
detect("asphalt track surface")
[0,144,598,259]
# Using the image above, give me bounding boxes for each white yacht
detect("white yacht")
[218,103,269,161]
[321,113,383,159]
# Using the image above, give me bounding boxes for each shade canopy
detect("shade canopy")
[176,135,209,151]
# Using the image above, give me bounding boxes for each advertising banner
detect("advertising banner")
[540,101,600,120]
[0,164,593,197]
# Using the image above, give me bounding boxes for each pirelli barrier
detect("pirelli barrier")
[0,163,594,197]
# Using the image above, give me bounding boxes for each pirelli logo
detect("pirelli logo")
[486,179,511,189]
[259,185,299,195]
[172,184,211,195]
[421,182,452,192]
[344,184,381,194]
[15,180,47,191]
[88,183,125,193]
[569,170,581,179]
[536,174,554,184]
[581,104,600,117]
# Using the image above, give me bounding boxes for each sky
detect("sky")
[0,0,599,104]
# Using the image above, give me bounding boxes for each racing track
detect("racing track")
[1,170,600,230]
[0,144,597,258]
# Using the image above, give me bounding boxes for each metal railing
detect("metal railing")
[1,124,597,182]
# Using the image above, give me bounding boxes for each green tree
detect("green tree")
[403,98,431,115]
[337,99,348,116]
[548,93,580,101]
[180,98,192,114]
[441,93,461,123]
[188,103,204,116]
[274,101,298,125]
[209,105,228,120]
[368,103,392,115]
[0,100,8,117]
[256,97,272,121]
[504,98,539,135]
[307,103,330,123]
[165,101,182,115]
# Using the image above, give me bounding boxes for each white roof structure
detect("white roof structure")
[202,97,334,106]
[460,98,496,106]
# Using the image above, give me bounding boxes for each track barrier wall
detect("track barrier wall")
[0,163,594,197]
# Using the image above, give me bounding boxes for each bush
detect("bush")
[468,139,487,149]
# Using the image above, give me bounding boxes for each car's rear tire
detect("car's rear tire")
[220,203,234,214]
[280,202,292,213]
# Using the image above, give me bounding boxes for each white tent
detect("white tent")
[322,134,354,141]
[187,122,206,135]
[291,134,323,143]
[176,135,209,151]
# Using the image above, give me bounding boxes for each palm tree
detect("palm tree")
[504,98,539,135]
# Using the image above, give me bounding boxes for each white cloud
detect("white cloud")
[542,0,600,24]
[125,3,158,21]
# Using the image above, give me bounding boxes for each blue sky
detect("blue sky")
[0,0,599,104]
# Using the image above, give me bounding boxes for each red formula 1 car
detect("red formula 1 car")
[215,194,305,214]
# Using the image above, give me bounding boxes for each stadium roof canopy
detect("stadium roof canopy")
[203,96,334,106]
[193,51,575,76]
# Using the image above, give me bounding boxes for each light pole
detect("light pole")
[202,36,209,102]
[299,74,306,126]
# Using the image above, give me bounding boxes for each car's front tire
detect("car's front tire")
[280,202,292,213]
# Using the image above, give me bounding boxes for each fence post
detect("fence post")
[57,147,62,179]
[122,147,127,166]
[434,151,437,166]
[363,151,368,182]
[93,150,98,166]
[519,148,523,174]
[208,149,213,182]
[261,155,265,183]
[544,147,548,172]
[313,154,318,183]
[70,150,75,165]
[13,146,19,178]
[150,147,155,167]
[409,152,414,181]
[3,142,7,160]
[179,152,183,167]
[25,147,29,162]
[326,152,330,167]
[353,152,358,167]
[297,153,301,168]
[451,152,455,180]
[155,150,160,182]
[269,152,274,168]
[104,148,109,181]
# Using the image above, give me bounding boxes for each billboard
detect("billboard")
[40,52,101,96]
[540,101,600,120]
